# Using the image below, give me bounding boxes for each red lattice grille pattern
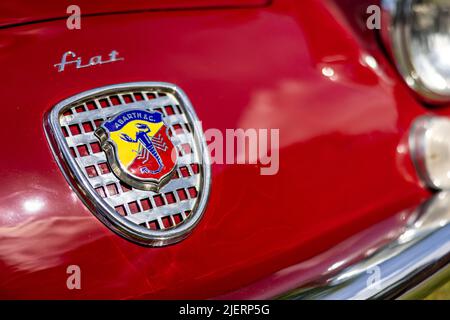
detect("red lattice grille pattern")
[58,89,202,231]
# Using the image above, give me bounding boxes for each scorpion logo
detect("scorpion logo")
[96,108,177,191]
[120,123,166,175]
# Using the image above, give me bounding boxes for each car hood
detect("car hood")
[0,0,269,27]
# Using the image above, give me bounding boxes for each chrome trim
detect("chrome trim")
[281,192,450,300]
[381,0,450,103]
[409,115,450,190]
[54,50,124,72]
[44,82,211,247]
[409,115,436,190]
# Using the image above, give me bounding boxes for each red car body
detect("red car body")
[0,0,446,299]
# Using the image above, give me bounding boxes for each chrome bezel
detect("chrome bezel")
[381,0,450,103]
[409,115,438,189]
[44,82,211,247]
[408,115,450,191]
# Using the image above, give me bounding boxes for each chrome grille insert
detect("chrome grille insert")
[45,82,211,246]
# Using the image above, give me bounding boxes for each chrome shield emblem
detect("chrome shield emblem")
[45,82,211,246]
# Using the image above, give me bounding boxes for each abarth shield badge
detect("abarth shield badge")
[95,109,177,191]
[45,82,211,246]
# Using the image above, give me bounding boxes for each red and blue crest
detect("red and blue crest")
[96,109,177,191]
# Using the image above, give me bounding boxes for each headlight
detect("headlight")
[410,116,450,189]
[382,0,450,103]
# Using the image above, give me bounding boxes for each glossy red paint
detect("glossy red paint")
[0,0,270,27]
[0,0,434,299]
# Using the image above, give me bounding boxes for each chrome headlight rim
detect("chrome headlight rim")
[381,0,450,104]
[409,115,450,190]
